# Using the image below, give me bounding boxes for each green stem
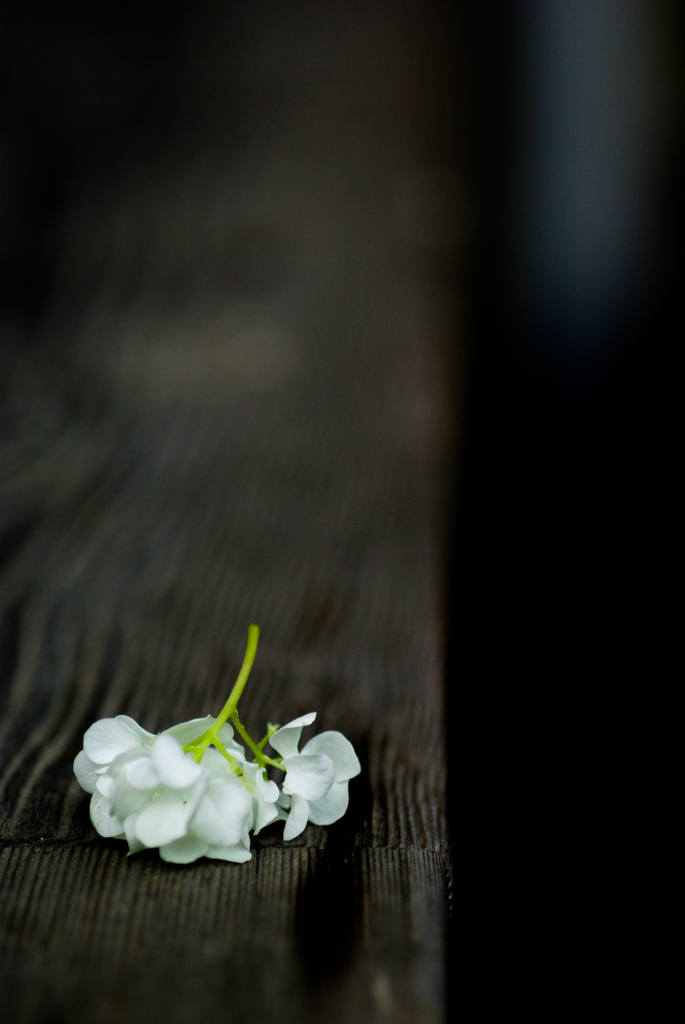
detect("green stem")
[192,624,260,762]
[212,737,242,772]
[258,724,280,751]
[182,729,211,755]
[230,709,283,769]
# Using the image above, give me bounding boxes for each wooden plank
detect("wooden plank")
[1,3,458,1021]
[0,844,448,1023]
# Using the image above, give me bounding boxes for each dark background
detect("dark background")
[451,3,681,997]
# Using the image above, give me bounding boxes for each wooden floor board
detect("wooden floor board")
[1,3,458,1020]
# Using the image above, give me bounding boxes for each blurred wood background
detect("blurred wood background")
[1,3,461,1022]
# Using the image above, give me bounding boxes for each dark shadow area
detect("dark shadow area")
[2,3,181,327]
[295,849,363,994]
[447,0,682,1008]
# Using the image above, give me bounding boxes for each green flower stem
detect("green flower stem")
[258,724,280,751]
[182,729,211,754]
[230,709,283,770]
[212,737,241,772]
[191,624,260,762]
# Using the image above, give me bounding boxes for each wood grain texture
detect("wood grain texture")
[1,843,449,1023]
[1,3,458,1020]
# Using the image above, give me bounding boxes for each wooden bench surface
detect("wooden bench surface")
[1,4,458,1021]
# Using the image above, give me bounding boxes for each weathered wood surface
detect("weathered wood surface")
[1,4,458,1021]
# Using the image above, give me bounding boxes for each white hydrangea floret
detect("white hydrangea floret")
[234,754,281,834]
[74,715,252,863]
[269,712,361,840]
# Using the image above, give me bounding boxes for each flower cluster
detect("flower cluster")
[73,626,361,863]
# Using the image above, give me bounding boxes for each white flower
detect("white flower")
[269,713,361,840]
[74,715,252,863]
[149,747,252,864]
[74,702,362,861]
[233,755,281,834]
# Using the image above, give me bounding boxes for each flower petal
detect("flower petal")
[248,766,281,833]
[200,747,233,778]
[302,732,361,782]
[74,751,99,794]
[254,799,280,833]
[306,781,350,826]
[205,843,252,863]
[282,753,334,801]
[283,793,310,840]
[134,790,194,848]
[115,781,153,820]
[124,755,158,791]
[159,834,209,864]
[95,775,116,800]
[217,723,245,756]
[163,716,215,747]
[115,715,156,743]
[83,718,142,764]
[151,735,203,789]
[90,791,125,838]
[256,774,279,804]
[191,779,251,846]
[277,791,291,811]
[123,815,146,856]
[269,712,317,759]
